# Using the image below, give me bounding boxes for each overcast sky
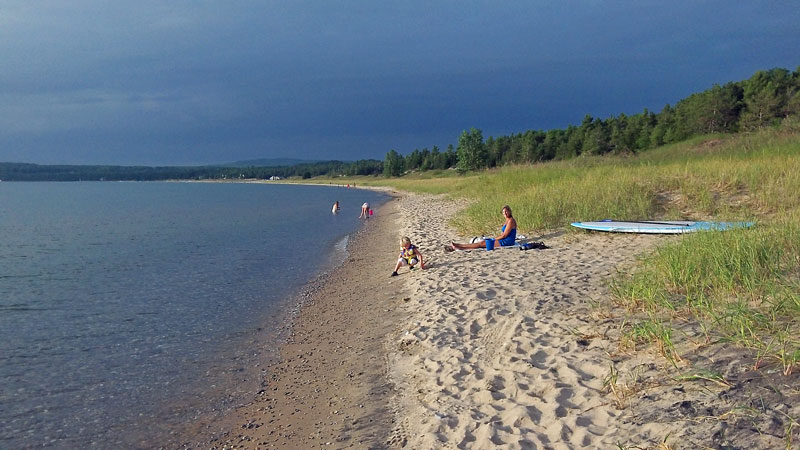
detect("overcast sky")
[1,1,798,166]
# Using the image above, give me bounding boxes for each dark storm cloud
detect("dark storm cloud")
[0,1,798,165]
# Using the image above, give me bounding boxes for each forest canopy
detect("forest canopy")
[385,67,800,175]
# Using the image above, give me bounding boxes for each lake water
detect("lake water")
[0,181,386,449]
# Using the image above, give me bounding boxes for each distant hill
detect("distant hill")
[217,158,321,168]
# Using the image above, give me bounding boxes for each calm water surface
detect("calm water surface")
[0,181,386,449]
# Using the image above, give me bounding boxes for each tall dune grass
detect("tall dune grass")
[355,129,799,235]
[612,214,800,374]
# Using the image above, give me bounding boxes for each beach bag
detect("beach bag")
[519,241,548,250]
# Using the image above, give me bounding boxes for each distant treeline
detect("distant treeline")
[384,67,800,175]
[0,159,383,182]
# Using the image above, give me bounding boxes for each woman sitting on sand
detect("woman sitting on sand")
[446,205,517,251]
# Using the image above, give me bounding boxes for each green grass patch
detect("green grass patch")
[622,316,682,364]
[612,215,800,374]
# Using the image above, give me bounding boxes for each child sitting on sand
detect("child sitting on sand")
[391,236,425,276]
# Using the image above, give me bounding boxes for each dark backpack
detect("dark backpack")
[519,241,548,251]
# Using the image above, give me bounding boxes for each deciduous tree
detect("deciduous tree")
[457,128,487,171]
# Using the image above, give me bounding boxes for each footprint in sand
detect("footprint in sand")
[475,288,497,300]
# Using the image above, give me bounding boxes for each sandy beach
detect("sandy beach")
[176,190,797,449]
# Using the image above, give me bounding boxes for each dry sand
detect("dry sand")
[175,191,798,449]
[385,193,797,449]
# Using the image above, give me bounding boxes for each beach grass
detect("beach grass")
[347,127,799,234]
[334,125,800,375]
[612,215,800,374]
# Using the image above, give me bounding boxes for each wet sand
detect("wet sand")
[173,193,405,449]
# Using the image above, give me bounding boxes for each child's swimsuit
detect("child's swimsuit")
[400,244,418,264]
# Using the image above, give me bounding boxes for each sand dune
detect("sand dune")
[384,193,794,449]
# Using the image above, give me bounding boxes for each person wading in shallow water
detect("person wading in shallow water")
[446,205,517,251]
[360,202,370,218]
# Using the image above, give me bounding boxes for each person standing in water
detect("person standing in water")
[332,201,340,214]
[360,202,370,218]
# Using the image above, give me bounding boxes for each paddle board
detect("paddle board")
[570,220,754,234]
